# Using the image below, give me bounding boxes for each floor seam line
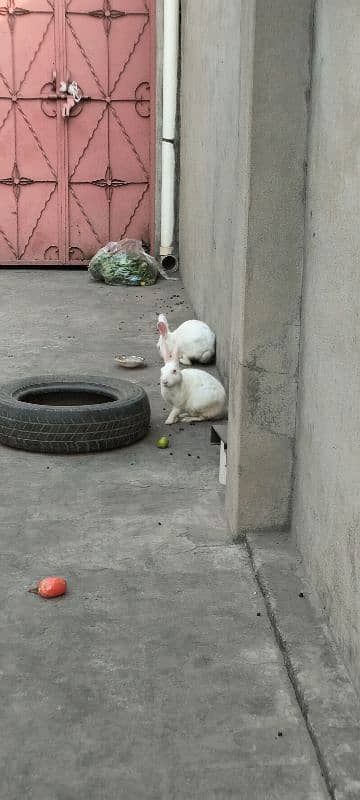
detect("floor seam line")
[243,534,334,799]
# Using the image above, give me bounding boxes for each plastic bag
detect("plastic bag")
[88,239,175,286]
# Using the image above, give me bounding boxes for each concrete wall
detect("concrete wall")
[179,0,360,689]
[179,0,243,385]
[293,0,360,689]
[180,0,312,535]
[227,0,312,534]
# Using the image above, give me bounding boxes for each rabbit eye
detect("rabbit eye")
[172,369,177,374]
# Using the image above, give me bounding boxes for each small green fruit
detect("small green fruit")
[156,436,170,449]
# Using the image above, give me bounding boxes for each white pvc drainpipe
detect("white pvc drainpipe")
[160,0,179,270]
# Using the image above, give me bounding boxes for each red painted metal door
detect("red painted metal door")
[0,0,154,265]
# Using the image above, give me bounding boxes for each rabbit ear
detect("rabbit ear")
[157,314,168,337]
[162,341,172,362]
[157,320,167,337]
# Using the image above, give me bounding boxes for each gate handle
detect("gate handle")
[60,80,85,117]
[68,81,82,103]
[60,80,83,102]
[62,96,77,117]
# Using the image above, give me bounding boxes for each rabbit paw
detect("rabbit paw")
[165,408,180,425]
[199,349,214,364]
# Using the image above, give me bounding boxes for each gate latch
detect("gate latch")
[60,80,83,118]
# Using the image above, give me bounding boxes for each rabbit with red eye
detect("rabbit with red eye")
[157,313,215,366]
[160,344,226,425]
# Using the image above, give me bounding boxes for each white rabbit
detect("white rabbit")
[157,313,215,366]
[160,344,226,425]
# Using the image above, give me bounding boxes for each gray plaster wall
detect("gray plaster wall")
[192,0,312,537]
[179,0,312,534]
[293,0,360,690]
[226,0,312,534]
[179,0,243,385]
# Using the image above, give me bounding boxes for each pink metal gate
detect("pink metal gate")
[0,0,155,265]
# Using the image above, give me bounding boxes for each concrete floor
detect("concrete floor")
[0,271,327,800]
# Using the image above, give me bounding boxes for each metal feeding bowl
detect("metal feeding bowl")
[115,355,146,369]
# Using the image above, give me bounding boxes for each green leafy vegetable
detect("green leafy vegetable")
[88,240,158,286]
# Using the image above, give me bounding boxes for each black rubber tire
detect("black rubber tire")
[0,375,150,454]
